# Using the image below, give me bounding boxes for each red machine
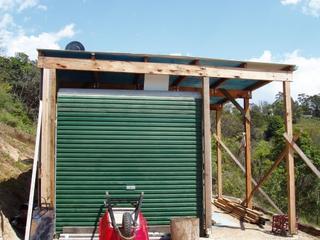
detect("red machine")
[99,192,149,240]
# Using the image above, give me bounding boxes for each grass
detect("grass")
[295,117,320,148]
[0,82,35,134]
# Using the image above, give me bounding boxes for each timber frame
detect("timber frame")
[37,49,302,236]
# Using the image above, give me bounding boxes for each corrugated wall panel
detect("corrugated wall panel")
[55,90,203,233]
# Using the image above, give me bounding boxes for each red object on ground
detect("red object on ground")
[272,215,298,235]
[99,212,149,240]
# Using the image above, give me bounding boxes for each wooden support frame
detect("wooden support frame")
[283,133,320,178]
[244,97,252,209]
[170,59,199,87]
[242,135,299,207]
[210,78,228,89]
[216,107,223,198]
[41,68,56,207]
[283,81,297,235]
[213,134,283,214]
[38,56,292,82]
[219,89,251,122]
[170,86,251,99]
[202,76,212,234]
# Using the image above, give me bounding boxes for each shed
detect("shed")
[31,48,298,238]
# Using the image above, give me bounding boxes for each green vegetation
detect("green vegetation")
[212,95,320,227]
[0,53,40,134]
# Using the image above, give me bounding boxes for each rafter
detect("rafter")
[169,86,250,98]
[170,59,199,87]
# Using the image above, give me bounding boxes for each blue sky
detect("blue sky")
[0,0,320,102]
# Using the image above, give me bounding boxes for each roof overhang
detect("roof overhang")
[37,49,296,107]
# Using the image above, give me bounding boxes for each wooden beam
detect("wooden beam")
[243,135,299,207]
[216,108,223,198]
[202,76,212,234]
[210,63,247,89]
[244,97,252,209]
[283,133,320,178]
[210,78,228,89]
[38,56,292,82]
[220,89,246,116]
[283,81,297,235]
[171,86,251,98]
[41,69,56,207]
[170,59,199,87]
[210,104,223,111]
[213,134,283,214]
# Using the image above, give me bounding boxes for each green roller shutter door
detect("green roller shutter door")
[55,90,203,233]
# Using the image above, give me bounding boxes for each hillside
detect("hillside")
[0,123,34,239]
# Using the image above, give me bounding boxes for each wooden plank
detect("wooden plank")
[220,89,247,118]
[213,134,283,214]
[216,108,223,198]
[210,104,223,111]
[202,76,212,234]
[244,97,252,209]
[41,69,56,207]
[283,81,297,235]
[25,101,42,240]
[210,78,228,88]
[38,56,292,82]
[283,133,320,178]
[170,59,199,87]
[210,63,247,89]
[243,135,299,206]
[171,86,251,98]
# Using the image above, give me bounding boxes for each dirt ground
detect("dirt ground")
[205,206,318,240]
[0,123,34,239]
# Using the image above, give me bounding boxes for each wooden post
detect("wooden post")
[244,97,252,209]
[202,77,212,235]
[283,81,297,235]
[41,68,56,207]
[216,107,223,198]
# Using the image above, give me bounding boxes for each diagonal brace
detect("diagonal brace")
[283,133,320,179]
[213,134,283,214]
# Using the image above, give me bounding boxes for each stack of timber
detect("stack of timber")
[213,197,268,225]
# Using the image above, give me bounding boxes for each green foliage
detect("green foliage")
[264,115,284,141]
[0,81,34,133]
[0,54,37,134]
[0,53,40,121]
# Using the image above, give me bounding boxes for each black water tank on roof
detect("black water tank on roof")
[65,41,85,51]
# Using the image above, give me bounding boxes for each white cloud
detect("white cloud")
[281,0,302,5]
[250,50,272,62]
[251,50,320,103]
[0,0,15,11]
[37,4,47,11]
[0,13,14,29]
[0,0,73,59]
[281,0,320,17]
[0,0,47,12]
[4,24,75,59]
[303,0,320,16]
[18,0,38,12]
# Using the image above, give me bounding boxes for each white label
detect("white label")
[126,185,136,190]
